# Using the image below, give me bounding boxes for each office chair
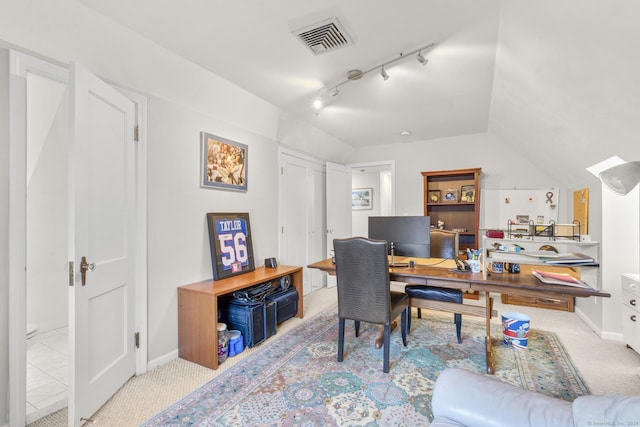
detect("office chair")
[430,229,459,259]
[333,237,409,373]
[406,228,463,343]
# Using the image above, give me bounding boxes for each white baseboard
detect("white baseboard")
[147,349,178,371]
[575,307,623,342]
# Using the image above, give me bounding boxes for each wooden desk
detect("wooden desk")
[178,265,303,370]
[307,257,610,374]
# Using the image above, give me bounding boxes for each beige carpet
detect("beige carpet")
[28,286,640,427]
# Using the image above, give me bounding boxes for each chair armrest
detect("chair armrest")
[431,368,574,427]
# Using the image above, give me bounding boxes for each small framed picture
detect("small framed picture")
[352,188,373,210]
[201,131,248,192]
[443,189,458,203]
[428,190,441,203]
[460,185,475,203]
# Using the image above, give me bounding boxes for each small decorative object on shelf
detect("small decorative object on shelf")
[443,189,458,203]
[428,190,441,203]
[460,185,475,202]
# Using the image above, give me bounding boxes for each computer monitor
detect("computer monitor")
[367,216,431,258]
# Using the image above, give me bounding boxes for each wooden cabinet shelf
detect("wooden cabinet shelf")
[422,168,481,253]
[178,265,303,370]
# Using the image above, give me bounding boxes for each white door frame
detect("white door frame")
[8,50,148,426]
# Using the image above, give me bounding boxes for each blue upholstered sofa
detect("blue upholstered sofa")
[431,368,640,427]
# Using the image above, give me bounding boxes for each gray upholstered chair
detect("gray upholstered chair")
[333,237,409,373]
[408,228,463,343]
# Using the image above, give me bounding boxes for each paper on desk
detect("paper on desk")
[531,270,590,288]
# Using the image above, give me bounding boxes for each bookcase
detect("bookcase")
[422,168,481,254]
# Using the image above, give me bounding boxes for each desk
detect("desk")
[308,257,610,374]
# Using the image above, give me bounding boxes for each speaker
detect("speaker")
[265,257,278,268]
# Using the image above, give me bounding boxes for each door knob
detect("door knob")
[80,256,95,286]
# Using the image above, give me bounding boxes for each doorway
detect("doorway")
[9,51,148,426]
[350,161,395,235]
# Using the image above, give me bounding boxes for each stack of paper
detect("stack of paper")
[531,269,590,288]
[522,251,598,266]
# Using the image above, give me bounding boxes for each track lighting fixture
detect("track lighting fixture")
[380,66,389,81]
[312,42,435,113]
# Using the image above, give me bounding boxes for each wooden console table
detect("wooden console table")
[178,265,303,370]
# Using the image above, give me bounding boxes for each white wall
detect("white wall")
[346,133,565,218]
[351,171,380,237]
[26,74,68,332]
[0,48,11,425]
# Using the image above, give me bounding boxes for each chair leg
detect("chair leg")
[337,318,345,362]
[401,308,407,346]
[383,323,390,373]
[354,320,360,337]
[454,313,462,344]
[407,307,412,333]
[417,307,422,318]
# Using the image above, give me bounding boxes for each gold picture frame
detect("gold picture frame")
[460,185,475,203]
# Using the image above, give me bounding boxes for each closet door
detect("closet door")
[279,151,326,295]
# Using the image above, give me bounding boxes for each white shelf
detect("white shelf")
[482,236,601,290]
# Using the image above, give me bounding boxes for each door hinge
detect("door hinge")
[68,261,74,287]
[135,332,140,349]
[134,125,140,142]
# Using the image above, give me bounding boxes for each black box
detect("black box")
[222,299,265,348]
[266,287,298,324]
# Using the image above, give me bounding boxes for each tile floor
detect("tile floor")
[26,327,68,424]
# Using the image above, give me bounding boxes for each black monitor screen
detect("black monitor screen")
[368,216,431,258]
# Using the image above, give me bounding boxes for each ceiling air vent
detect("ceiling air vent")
[292,17,354,55]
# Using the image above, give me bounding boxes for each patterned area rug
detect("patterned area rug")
[142,307,589,426]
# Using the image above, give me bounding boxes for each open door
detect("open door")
[326,162,352,287]
[68,62,137,425]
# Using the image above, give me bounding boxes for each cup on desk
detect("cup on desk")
[468,259,481,273]
[490,261,504,274]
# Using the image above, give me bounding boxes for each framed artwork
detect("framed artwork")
[206,212,255,280]
[352,188,373,210]
[442,189,458,203]
[201,131,248,192]
[428,190,441,203]
[460,185,475,203]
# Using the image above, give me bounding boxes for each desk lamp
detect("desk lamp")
[599,161,640,195]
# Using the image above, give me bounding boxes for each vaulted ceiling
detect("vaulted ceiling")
[76,0,640,188]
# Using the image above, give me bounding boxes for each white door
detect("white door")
[68,62,137,425]
[279,151,326,295]
[326,162,352,288]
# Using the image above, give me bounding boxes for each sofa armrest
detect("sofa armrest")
[431,368,574,427]
[572,395,640,426]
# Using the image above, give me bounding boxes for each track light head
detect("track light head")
[380,67,389,81]
[313,97,323,114]
[417,51,428,66]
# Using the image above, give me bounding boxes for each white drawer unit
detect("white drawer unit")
[622,273,640,354]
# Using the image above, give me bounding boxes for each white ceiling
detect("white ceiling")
[73,0,639,190]
[75,0,501,148]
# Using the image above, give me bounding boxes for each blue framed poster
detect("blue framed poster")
[206,212,255,280]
